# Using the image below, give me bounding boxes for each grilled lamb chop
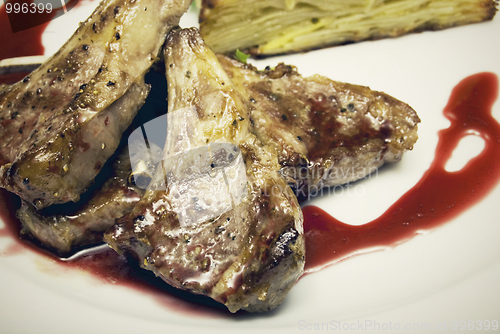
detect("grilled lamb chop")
[16,140,161,256]
[17,148,139,255]
[0,0,191,209]
[200,0,498,56]
[218,55,420,198]
[105,28,305,313]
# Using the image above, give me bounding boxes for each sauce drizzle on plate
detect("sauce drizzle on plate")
[303,72,500,273]
[0,0,82,62]
[0,16,499,312]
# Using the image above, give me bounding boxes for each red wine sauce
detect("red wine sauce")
[1,1,52,61]
[0,71,31,85]
[0,0,82,61]
[0,189,232,317]
[303,72,500,273]
[0,63,499,314]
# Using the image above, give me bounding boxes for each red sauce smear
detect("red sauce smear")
[0,70,499,315]
[0,189,233,318]
[303,72,500,273]
[0,71,31,85]
[60,247,234,318]
[0,0,81,61]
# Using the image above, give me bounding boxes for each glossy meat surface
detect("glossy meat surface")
[218,56,420,198]
[17,149,143,256]
[0,0,191,209]
[105,28,305,313]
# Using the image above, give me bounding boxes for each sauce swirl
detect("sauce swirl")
[0,12,499,312]
[303,72,500,273]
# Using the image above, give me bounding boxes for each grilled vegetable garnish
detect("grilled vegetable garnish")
[200,0,498,55]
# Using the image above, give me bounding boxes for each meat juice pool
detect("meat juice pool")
[0,6,499,312]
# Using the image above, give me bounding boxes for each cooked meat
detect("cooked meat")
[16,148,143,256]
[200,0,498,55]
[218,55,420,198]
[0,0,191,209]
[105,28,305,313]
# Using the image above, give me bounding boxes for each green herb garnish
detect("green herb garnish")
[234,49,250,63]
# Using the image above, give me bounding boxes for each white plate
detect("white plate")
[1,1,500,333]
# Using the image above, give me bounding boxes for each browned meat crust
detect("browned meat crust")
[105,28,305,313]
[218,55,420,198]
[0,0,191,209]
[16,149,143,256]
